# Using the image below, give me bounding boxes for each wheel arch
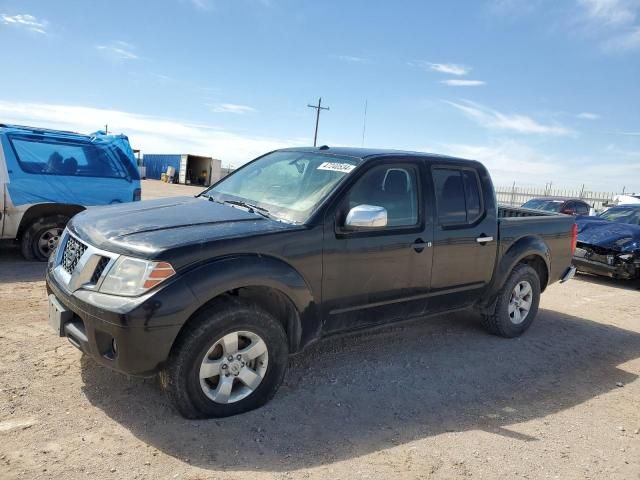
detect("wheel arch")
[17,203,85,238]
[501,235,550,287]
[482,235,550,311]
[174,254,318,355]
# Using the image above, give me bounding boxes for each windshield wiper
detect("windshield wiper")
[222,199,271,219]
[224,200,268,212]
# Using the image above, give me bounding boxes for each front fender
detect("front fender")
[184,254,315,314]
[179,254,319,349]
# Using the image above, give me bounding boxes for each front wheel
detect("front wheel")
[481,264,541,338]
[20,215,69,261]
[160,299,289,418]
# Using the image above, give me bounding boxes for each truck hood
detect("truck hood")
[576,216,640,253]
[68,196,295,260]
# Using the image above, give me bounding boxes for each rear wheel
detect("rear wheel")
[160,298,288,419]
[20,215,69,261]
[481,264,541,338]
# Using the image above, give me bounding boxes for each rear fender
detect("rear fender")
[483,236,550,308]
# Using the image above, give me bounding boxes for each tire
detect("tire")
[20,215,69,262]
[159,298,289,419]
[481,264,541,338]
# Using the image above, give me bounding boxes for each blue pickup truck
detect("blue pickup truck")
[0,124,141,260]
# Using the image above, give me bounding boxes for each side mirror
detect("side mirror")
[345,204,387,230]
[560,208,575,215]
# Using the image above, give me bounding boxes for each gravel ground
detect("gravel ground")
[0,181,639,480]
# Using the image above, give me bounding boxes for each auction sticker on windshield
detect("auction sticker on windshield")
[317,162,356,173]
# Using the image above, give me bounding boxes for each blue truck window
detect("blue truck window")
[10,136,126,178]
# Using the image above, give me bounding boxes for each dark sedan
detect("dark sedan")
[522,197,590,216]
[573,205,640,280]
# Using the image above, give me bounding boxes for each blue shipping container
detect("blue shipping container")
[143,154,181,180]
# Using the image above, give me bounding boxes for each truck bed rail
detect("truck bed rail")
[498,205,558,218]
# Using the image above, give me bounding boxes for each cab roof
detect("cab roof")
[0,123,90,138]
[278,145,477,164]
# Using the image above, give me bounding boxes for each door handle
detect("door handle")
[476,235,494,244]
[412,238,430,253]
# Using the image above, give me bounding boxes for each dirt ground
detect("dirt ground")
[1,180,639,480]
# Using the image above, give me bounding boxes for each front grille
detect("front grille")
[91,256,110,283]
[61,236,87,274]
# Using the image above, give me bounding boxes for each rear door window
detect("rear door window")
[574,202,589,215]
[433,167,484,225]
[462,170,482,221]
[10,136,126,178]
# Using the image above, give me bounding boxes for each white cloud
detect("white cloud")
[0,100,304,166]
[441,141,560,183]
[604,143,640,156]
[487,0,542,16]
[190,0,271,10]
[439,140,637,191]
[1,13,48,34]
[428,63,470,75]
[445,100,575,136]
[612,130,640,135]
[576,0,640,51]
[603,25,640,50]
[332,55,368,63]
[191,0,213,9]
[408,61,470,75]
[577,112,600,119]
[441,79,486,87]
[209,103,256,114]
[96,41,138,61]
[578,0,637,26]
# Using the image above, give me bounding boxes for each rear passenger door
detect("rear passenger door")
[429,166,497,310]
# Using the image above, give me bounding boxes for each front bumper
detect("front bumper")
[46,267,195,377]
[573,246,639,280]
[573,256,638,280]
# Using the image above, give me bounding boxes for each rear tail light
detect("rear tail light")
[571,223,578,255]
[133,188,141,201]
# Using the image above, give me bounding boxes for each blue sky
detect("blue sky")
[0,0,639,191]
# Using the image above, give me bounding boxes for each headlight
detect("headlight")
[100,256,175,297]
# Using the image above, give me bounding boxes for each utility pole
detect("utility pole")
[361,99,368,147]
[307,97,329,147]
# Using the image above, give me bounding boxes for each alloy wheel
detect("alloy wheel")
[199,330,269,404]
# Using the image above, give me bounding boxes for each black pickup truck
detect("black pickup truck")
[46,147,577,418]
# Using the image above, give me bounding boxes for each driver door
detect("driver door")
[321,160,433,333]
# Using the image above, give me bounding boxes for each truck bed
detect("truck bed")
[497,205,576,286]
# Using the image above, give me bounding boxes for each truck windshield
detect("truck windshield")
[201,151,360,224]
[522,199,563,212]
[598,207,640,225]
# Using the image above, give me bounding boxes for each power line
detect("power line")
[307,97,330,147]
